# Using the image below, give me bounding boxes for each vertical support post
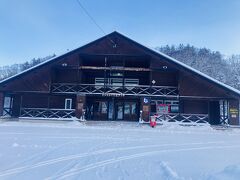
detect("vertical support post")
[104,57,107,91]
[75,94,86,121]
[140,97,151,123]
[0,93,4,116]
[123,58,125,89]
[150,70,153,86]
[207,100,210,123]
[223,100,225,121]
[177,71,180,94]
[77,64,80,85]
[239,100,240,125]
[178,96,181,115]
[49,68,54,93]
[149,70,153,95]
[112,97,115,120]
[219,100,222,124]
[20,95,23,117]
[47,96,50,109]
[78,55,82,84]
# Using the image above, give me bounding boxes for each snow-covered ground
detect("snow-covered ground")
[0,120,240,180]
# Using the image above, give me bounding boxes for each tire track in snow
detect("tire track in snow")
[48,138,124,178]
[0,133,153,142]
[3,135,145,170]
[0,141,224,178]
[51,144,240,180]
[3,139,85,171]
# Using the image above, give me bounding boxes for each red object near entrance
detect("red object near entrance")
[150,116,157,128]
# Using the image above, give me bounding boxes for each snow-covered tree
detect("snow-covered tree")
[157,44,240,90]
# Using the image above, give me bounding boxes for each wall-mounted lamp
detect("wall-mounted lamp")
[163,66,168,69]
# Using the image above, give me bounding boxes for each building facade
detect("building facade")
[0,32,240,125]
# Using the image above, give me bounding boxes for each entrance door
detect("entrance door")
[124,101,138,121]
[108,101,114,120]
[115,102,124,120]
[85,97,139,121]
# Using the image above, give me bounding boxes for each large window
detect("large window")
[124,102,137,115]
[124,103,131,114]
[110,78,123,87]
[125,79,139,90]
[101,102,108,114]
[95,78,105,85]
[131,103,137,114]
[95,101,108,114]
[95,78,139,87]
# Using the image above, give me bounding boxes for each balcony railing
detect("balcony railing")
[3,108,12,116]
[148,113,209,125]
[51,83,178,97]
[20,108,75,119]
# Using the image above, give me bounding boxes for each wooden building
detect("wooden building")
[0,31,239,125]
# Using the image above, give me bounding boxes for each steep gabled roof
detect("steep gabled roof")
[0,31,240,97]
[114,32,240,97]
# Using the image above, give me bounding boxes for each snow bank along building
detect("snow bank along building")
[0,32,240,125]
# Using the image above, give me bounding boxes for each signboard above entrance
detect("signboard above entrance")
[102,93,125,97]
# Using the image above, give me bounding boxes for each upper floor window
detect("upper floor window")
[125,79,139,86]
[95,78,106,85]
[95,78,139,87]
[110,78,123,86]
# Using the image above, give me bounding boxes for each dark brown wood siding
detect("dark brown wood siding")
[22,94,48,108]
[179,72,229,97]
[182,100,208,114]
[54,69,79,83]
[21,94,76,109]
[151,71,178,86]
[0,52,80,92]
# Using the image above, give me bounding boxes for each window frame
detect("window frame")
[65,98,72,110]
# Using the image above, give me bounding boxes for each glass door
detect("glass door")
[115,102,124,120]
[124,101,138,121]
[108,101,114,120]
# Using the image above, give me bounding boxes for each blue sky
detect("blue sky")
[1,0,240,66]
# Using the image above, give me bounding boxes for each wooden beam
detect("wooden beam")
[80,66,150,72]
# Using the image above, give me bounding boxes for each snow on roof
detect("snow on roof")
[0,31,240,97]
